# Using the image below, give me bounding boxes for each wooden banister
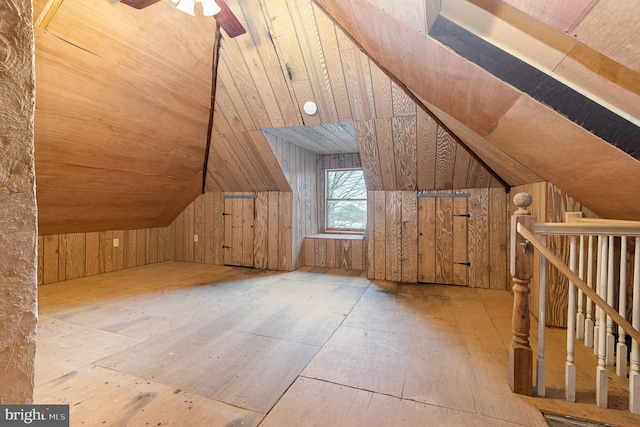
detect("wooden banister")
[512,194,640,410]
[533,221,640,236]
[517,223,640,344]
[568,218,640,226]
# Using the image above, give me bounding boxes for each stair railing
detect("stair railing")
[509,193,640,413]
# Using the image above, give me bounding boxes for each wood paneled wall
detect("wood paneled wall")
[174,191,294,271]
[38,224,175,285]
[354,112,503,192]
[42,186,510,285]
[265,133,317,270]
[511,182,599,328]
[366,188,509,289]
[303,236,366,271]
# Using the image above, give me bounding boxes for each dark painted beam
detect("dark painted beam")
[430,16,639,160]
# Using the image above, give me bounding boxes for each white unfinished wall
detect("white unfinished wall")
[0,0,38,404]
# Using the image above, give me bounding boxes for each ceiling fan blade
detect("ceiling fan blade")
[120,0,161,9]
[118,0,246,38]
[215,0,246,38]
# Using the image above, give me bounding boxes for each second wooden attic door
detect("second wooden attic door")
[223,195,255,267]
[418,195,469,286]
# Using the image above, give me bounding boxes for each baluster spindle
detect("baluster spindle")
[596,236,609,408]
[510,193,534,396]
[606,235,616,366]
[566,235,577,401]
[630,237,640,414]
[585,235,595,348]
[536,235,547,397]
[617,237,628,378]
[577,235,585,340]
[594,236,603,356]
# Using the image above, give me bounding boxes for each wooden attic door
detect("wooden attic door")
[223,195,255,267]
[418,194,469,286]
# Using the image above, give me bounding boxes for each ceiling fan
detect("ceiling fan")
[120,0,246,38]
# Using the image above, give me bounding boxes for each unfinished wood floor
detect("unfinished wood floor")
[35,262,640,426]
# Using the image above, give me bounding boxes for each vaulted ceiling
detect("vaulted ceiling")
[32,0,640,234]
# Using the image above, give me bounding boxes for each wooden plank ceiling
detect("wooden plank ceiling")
[207,0,509,193]
[33,0,640,235]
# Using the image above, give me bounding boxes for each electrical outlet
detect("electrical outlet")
[113,238,119,247]
[193,234,199,243]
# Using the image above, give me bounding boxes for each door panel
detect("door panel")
[435,197,453,284]
[417,196,436,283]
[418,195,468,286]
[452,197,469,286]
[223,197,233,266]
[223,195,255,267]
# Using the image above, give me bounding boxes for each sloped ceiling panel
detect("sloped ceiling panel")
[442,0,640,134]
[572,0,640,72]
[430,16,640,159]
[499,0,598,33]
[422,102,542,186]
[34,0,214,235]
[315,0,640,220]
[263,123,359,155]
[488,96,640,221]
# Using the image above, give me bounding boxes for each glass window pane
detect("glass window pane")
[327,200,367,229]
[327,170,367,199]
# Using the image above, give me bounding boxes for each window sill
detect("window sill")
[308,233,364,240]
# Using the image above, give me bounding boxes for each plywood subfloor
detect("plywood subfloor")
[35,262,640,426]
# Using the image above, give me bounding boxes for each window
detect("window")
[326,168,367,232]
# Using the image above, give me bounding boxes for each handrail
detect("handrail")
[533,222,640,236]
[517,223,640,343]
[568,218,640,226]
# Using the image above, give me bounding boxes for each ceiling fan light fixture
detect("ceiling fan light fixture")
[176,0,196,16]
[201,0,222,16]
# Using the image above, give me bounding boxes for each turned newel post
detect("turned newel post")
[509,192,535,395]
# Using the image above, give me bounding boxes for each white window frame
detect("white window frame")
[325,168,367,233]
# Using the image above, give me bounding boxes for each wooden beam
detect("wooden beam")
[203,25,222,193]
[35,0,64,30]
